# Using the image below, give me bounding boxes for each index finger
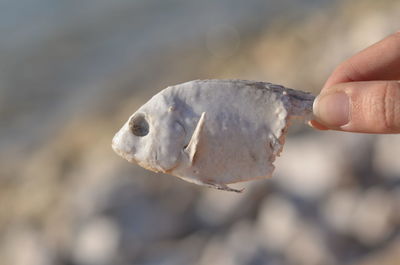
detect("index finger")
[323,32,400,90]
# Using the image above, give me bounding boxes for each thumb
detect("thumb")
[313,81,400,133]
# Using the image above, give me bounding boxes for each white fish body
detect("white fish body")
[112,80,314,192]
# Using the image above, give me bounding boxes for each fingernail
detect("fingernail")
[308,120,330,130]
[313,92,350,127]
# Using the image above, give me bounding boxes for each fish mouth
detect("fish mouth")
[111,135,136,162]
[112,142,133,161]
[111,131,178,174]
[111,136,124,157]
[111,136,166,173]
[112,145,143,167]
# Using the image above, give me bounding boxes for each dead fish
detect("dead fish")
[112,80,315,192]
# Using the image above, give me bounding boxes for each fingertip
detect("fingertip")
[315,81,400,133]
[313,92,350,129]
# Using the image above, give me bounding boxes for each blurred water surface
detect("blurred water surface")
[1,0,331,151]
[1,0,400,265]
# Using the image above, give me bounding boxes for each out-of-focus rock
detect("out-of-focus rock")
[198,221,262,265]
[322,188,360,234]
[374,134,400,179]
[284,222,334,265]
[350,188,395,245]
[352,238,400,265]
[274,132,343,199]
[196,188,248,226]
[1,226,54,265]
[324,188,395,246]
[256,195,299,252]
[73,217,120,265]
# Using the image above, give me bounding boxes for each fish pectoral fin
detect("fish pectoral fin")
[202,181,244,193]
[184,112,206,164]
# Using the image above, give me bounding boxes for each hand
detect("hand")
[311,32,400,133]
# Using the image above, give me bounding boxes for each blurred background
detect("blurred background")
[1,0,400,264]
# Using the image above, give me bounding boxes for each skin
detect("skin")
[311,31,400,133]
[113,80,313,192]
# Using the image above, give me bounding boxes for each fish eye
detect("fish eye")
[129,113,149,137]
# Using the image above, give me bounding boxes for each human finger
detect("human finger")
[323,32,400,90]
[313,80,400,133]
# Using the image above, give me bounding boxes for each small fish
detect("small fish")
[112,80,315,192]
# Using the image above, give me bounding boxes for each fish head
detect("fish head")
[112,90,187,173]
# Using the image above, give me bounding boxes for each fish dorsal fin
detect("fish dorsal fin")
[184,112,206,164]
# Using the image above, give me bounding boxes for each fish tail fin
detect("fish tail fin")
[283,87,315,122]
